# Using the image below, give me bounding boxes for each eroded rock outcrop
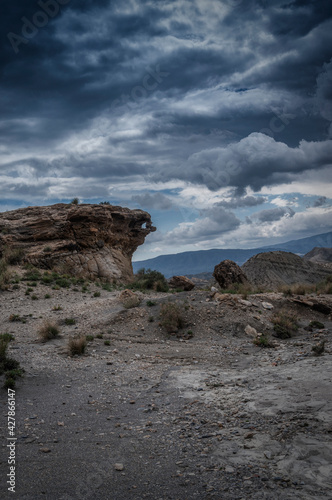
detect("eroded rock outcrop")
[168,275,195,291]
[242,251,332,288]
[213,260,249,289]
[0,203,156,281]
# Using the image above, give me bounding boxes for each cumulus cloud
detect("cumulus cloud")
[132,193,173,210]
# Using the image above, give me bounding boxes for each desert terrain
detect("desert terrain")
[1,268,332,500]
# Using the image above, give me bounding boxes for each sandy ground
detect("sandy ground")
[0,277,332,500]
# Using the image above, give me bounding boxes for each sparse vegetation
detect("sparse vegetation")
[38,321,60,341]
[309,320,325,329]
[129,268,169,292]
[104,340,111,346]
[272,310,299,339]
[9,314,25,323]
[86,335,94,342]
[148,315,154,322]
[0,333,24,389]
[31,294,38,300]
[68,335,87,356]
[146,300,156,307]
[93,291,101,297]
[253,334,274,348]
[52,305,63,311]
[64,318,76,325]
[160,302,185,333]
[96,333,103,339]
[70,198,79,205]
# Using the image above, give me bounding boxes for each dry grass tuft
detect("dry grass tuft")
[160,302,185,333]
[271,309,299,339]
[68,335,87,356]
[38,320,60,341]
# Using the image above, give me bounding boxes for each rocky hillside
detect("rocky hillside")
[304,247,332,264]
[0,203,155,281]
[242,251,332,288]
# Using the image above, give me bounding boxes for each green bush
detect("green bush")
[130,268,169,292]
[64,318,76,325]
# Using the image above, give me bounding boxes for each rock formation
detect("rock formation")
[242,251,332,288]
[0,203,156,282]
[213,260,249,289]
[304,247,332,264]
[168,275,195,291]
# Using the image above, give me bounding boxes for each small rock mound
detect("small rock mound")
[242,251,332,288]
[168,276,195,291]
[213,260,249,289]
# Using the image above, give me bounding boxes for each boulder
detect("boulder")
[0,203,156,282]
[168,275,195,291]
[213,260,249,289]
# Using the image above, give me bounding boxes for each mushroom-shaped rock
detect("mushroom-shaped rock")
[0,203,156,282]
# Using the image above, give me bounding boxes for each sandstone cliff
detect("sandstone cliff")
[242,251,332,288]
[0,203,156,281]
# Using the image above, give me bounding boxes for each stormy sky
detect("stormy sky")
[1,0,332,260]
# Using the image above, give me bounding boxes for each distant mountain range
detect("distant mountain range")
[133,231,332,278]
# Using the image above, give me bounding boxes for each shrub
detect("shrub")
[146,300,156,307]
[70,198,79,205]
[130,268,169,292]
[9,314,22,322]
[93,291,101,297]
[0,334,23,389]
[0,333,15,343]
[160,302,185,333]
[99,201,111,205]
[3,247,25,265]
[0,258,11,290]
[64,318,76,325]
[52,305,62,311]
[68,335,86,356]
[44,294,51,299]
[309,320,325,329]
[253,334,274,348]
[86,335,94,342]
[148,315,154,323]
[38,321,60,341]
[31,294,38,300]
[272,310,299,339]
[104,340,110,346]
[96,333,103,339]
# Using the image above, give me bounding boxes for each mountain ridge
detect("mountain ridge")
[133,231,332,278]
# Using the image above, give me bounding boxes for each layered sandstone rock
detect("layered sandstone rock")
[0,203,156,281]
[242,251,332,288]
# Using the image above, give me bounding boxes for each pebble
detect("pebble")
[115,463,124,471]
[262,302,274,310]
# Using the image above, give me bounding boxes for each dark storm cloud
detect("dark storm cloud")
[250,206,295,223]
[213,196,267,209]
[0,0,332,205]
